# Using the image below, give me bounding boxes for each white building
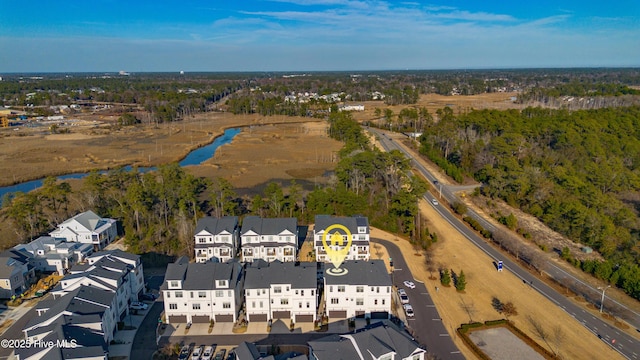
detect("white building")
[12,236,93,274]
[314,215,370,263]
[244,261,317,324]
[50,250,144,322]
[50,210,117,250]
[240,217,298,262]
[309,321,426,360]
[161,257,243,324]
[324,260,391,320]
[23,285,114,353]
[194,216,239,263]
[0,252,33,299]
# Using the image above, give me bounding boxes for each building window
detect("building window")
[169,303,177,310]
[175,291,183,298]
[223,302,231,309]
[252,301,255,308]
[374,299,378,305]
[190,292,194,298]
[166,292,170,298]
[260,301,263,308]
[170,281,179,288]
[329,286,333,293]
[376,287,380,293]
[330,298,339,304]
[246,290,250,296]
[281,299,289,305]
[217,280,228,288]
[301,290,304,296]
[311,290,314,296]
[356,286,364,293]
[299,302,302,308]
[356,298,363,305]
[382,299,385,305]
[193,303,201,310]
[306,302,310,308]
[274,286,282,294]
[215,290,224,297]
[337,286,345,293]
[295,290,299,295]
[198,292,206,298]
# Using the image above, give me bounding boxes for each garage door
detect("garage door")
[355,310,365,318]
[168,315,187,324]
[191,315,210,323]
[216,314,234,322]
[329,310,347,319]
[371,311,389,319]
[249,313,268,322]
[295,314,314,323]
[272,311,290,320]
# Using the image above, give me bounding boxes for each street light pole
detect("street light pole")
[597,285,611,313]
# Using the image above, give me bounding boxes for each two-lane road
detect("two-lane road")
[375,238,464,359]
[369,127,640,359]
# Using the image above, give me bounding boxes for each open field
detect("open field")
[372,214,623,360]
[0,112,335,188]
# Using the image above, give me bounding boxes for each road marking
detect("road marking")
[594,326,598,330]
[426,305,436,307]
[451,351,461,354]
[432,318,441,321]
[439,334,450,337]
[393,268,403,271]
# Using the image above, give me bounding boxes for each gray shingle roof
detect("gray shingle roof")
[314,215,369,235]
[324,260,391,286]
[309,321,423,360]
[164,256,189,281]
[196,216,239,235]
[90,248,140,262]
[244,261,316,289]
[241,216,297,236]
[234,341,261,360]
[163,259,242,290]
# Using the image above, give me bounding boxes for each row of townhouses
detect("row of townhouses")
[161,259,391,326]
[15,249,144,360]
[194,215,370,264]
[0,210,117,299]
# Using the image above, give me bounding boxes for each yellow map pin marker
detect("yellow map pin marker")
[321,224,352,269]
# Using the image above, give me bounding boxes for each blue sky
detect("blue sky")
[1,0,638,72]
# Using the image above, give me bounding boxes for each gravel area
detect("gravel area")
[469,327,545,360]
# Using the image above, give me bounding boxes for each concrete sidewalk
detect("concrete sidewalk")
[108,302,156,358]
[162,318,373,339]
[0,301,36,337]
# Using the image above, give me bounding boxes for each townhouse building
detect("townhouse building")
[0,251,33,299]
[240,216,298,262]
[194,216,239,263]
[162,257,243,324]
[324,260,391,320]
[244,261,317,323]
[309,321,426,360]
[50,210,117,251]
[85,249,145,300]
[314,215,370,263]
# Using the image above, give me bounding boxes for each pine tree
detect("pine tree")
[456,269,467,291]
[441,269,451,286]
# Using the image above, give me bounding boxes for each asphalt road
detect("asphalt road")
[375,239,464,359]
[0,305,39,359]
[369,127,640,360]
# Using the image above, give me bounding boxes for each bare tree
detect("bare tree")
[459,297,477,323]
[527,315,558,357]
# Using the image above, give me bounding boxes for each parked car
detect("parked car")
[140,293,157,301]
[202,346,214,360]
[214,349,227,360]
[397,288,407,296]
[399,293,409,304]
[403,280,416,289]
[178,345,191,360]
[403,304,415,317]
[130,302,148,310]
[191,345,203,360]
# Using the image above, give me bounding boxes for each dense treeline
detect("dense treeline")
[419,106,640,299]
